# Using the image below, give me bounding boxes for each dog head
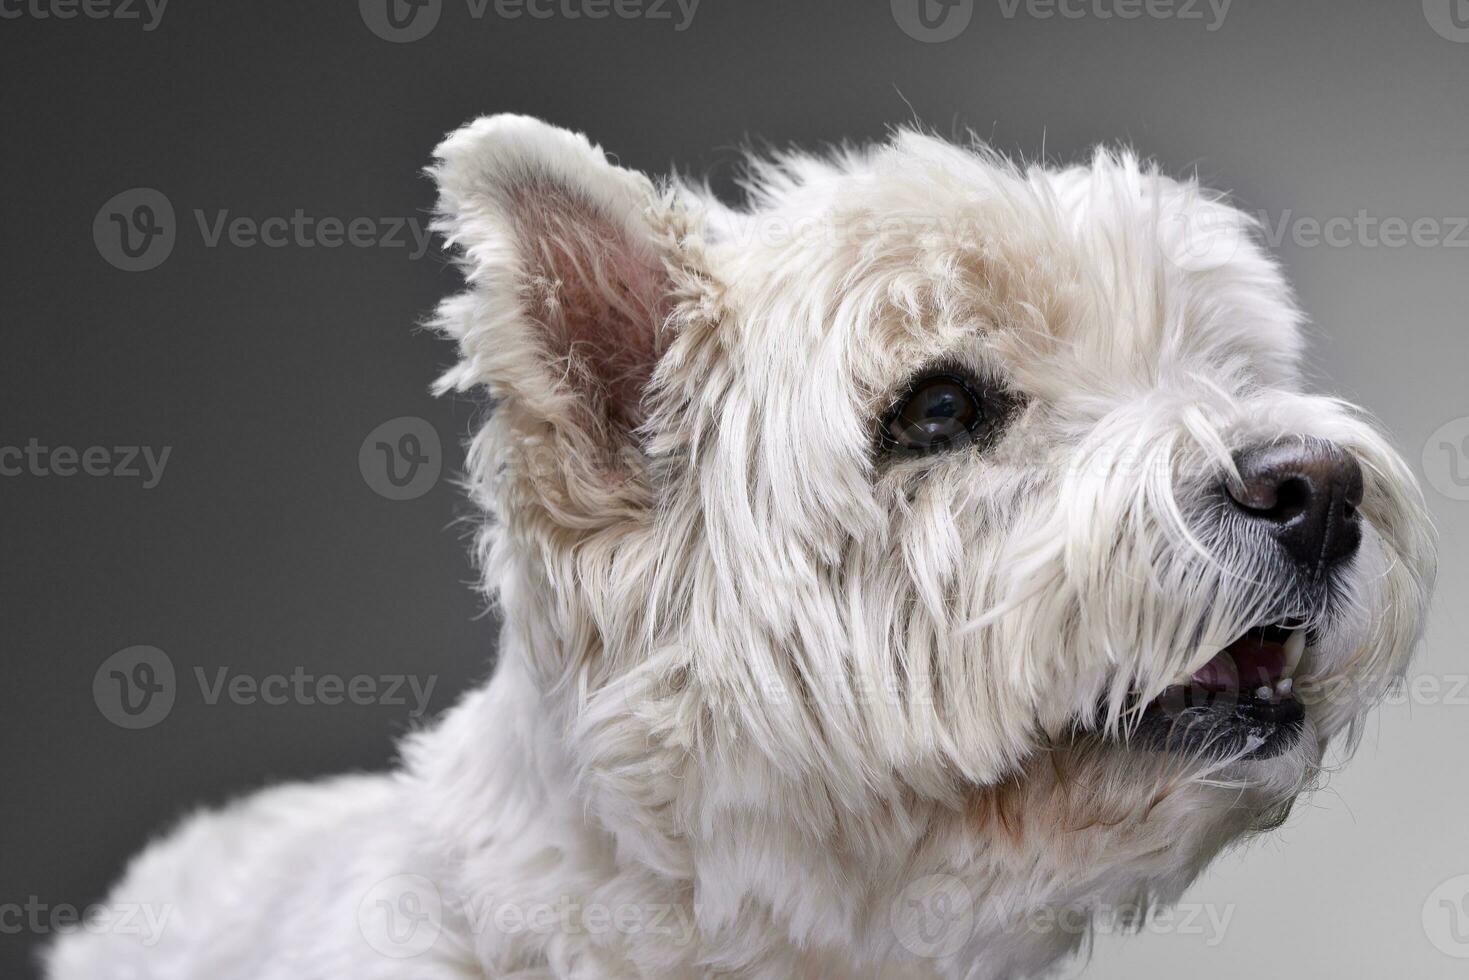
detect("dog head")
[429,116,1434,975]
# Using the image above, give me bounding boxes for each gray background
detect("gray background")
[2,0,1467,976]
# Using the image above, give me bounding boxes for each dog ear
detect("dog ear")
[429,116,680,487]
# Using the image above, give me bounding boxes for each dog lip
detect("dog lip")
[1126,684,1308,761]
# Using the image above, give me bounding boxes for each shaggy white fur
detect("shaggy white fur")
[47,116,1435,980]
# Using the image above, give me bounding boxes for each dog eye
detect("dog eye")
[882,374,985,453]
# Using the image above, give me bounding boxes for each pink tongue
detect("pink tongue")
[1192,636,1288,692]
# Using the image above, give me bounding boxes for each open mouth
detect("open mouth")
[1131,623,1309,761]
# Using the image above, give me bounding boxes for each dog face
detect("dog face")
[431,117,1434,972]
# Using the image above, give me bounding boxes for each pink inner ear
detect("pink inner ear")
[514,183,667,431]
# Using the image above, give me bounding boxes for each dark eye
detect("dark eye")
[882,374,985,453]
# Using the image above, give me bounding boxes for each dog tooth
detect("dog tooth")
[1276,677,1294,697]
[1254,685,1274,701]
[1282,629,1306,679]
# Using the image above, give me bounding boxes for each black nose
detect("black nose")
[1225,440,1364,573]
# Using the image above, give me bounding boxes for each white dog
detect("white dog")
[48,117,1435,980]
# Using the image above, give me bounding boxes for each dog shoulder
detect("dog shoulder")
[41,774,473,979]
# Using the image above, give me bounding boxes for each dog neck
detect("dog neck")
[403,594,1281,979]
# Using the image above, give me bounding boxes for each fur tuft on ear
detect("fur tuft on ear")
[429,114,676,440]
